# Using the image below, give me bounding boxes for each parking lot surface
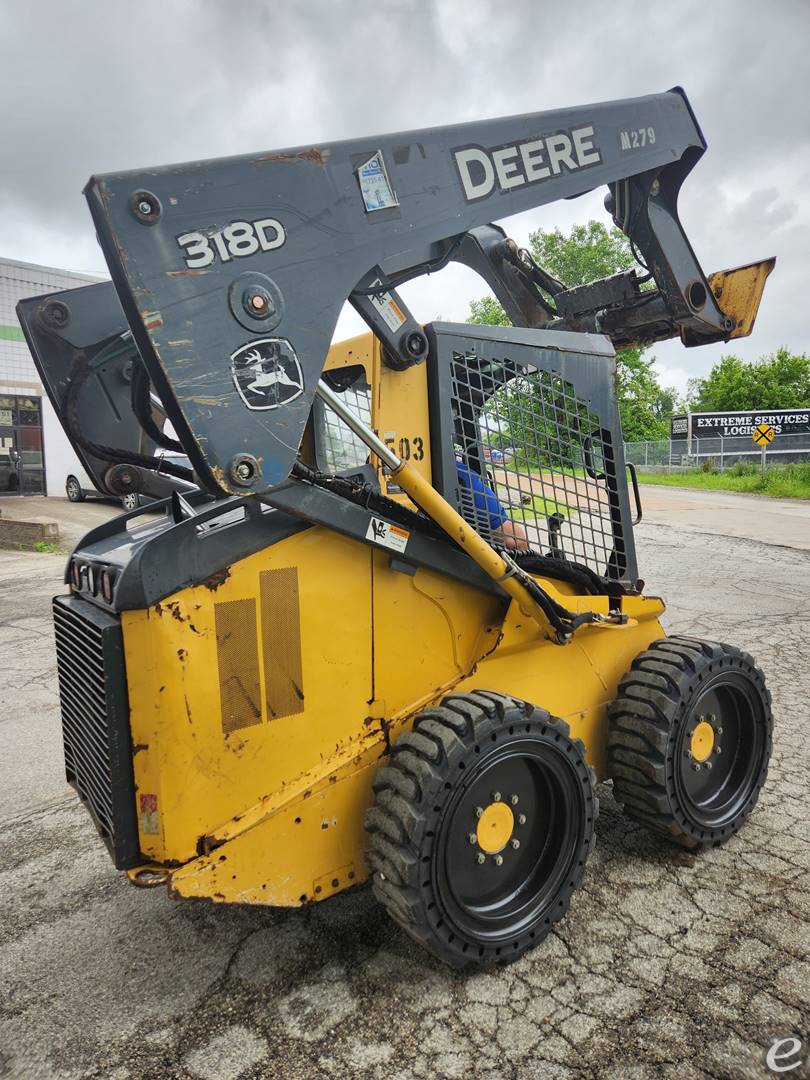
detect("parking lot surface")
[0,495,808,1080]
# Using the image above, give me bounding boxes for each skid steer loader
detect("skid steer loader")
[21,87,775,968]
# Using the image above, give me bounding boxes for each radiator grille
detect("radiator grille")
[52,595,139,869]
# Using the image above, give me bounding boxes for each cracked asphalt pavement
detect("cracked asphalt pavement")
[1,491,808,1079]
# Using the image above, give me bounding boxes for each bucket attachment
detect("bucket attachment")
[700,257,776,342]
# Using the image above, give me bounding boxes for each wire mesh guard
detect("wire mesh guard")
[450,351,621,577]
[313,373,372,473]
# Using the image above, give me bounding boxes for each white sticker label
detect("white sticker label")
[0,410,12,425]
[357,151,399,212]
[369,279,407,331]
[366,517,409,553]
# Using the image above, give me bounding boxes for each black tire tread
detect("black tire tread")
[608,635,772,849]
[365,691,596,968]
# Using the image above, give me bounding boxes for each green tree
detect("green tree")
[530,220,636,286]
[468,296,511,326]
[467,221,676,441]
[688,349,810,411]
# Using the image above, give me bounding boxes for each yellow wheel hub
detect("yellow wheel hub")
[476,802,515,854]
[690,720,715,762]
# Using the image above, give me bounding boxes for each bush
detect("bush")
[728,460,759,477]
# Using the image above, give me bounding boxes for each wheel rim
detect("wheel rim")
[122,495,137,509]
[675,673,766,829]
[67,479,79,498]
[434,738,586,944]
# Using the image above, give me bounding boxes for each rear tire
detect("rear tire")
[608,636,772,849]
[365,691,597,968]
[65,475,84,502]
[121,493,141,511]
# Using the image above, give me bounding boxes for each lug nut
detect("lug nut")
[686,750,693,759]
[468,833,477,845]
[476,852,486,865]
[492,791,502,803]
[715,746,722,755]
[510,794,519,806]
[475,806,483,819]
[716,726,723,735]
[494,854,503,867]
[705,762,713,770]
[692,763,701,772]
[511,839,520,850]
[518,813,526,826]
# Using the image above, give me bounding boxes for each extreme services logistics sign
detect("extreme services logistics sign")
[671,410,810,440]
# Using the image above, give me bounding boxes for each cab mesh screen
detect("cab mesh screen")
[313,374,372,474]
[449,351,620,577]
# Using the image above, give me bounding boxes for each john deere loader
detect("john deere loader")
[20,87,775,967]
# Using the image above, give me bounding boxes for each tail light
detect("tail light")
[100,568,116,604]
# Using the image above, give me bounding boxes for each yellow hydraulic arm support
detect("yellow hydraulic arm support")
[315,380,622,643]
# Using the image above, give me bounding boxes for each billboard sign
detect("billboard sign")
[671,410,810,440]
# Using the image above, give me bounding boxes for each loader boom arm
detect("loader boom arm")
[84,87,770,496]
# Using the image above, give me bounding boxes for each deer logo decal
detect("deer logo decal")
[230,338,305,410]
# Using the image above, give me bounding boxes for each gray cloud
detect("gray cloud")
[1,0,808,386]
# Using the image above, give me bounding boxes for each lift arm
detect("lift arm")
[84,86,772,496]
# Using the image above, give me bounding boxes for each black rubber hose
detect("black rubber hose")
[64,359,195,483]
[130,362,184,453]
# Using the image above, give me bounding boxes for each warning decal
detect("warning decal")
[369,280,407,331]
[365,517,409,553]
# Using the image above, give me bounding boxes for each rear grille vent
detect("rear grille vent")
[52,595,139,869]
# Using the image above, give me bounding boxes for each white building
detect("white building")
[0,257,104,496]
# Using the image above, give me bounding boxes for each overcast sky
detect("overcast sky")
[2,0,807,396]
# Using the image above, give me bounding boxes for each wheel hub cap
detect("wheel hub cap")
[476,801,514,853]
[690,719,715,762]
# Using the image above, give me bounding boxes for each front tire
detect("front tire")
[65,475,84,502]
[608,636,772,848]
[365,691,597,968]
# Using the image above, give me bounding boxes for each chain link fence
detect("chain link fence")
[624,432,810,472]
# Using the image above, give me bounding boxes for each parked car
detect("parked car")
[66,453,194,509]
[65,463,107,503]
[118,453,195,510]
[1,447,20,493]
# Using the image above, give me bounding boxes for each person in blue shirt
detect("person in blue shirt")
[456,460,529,551]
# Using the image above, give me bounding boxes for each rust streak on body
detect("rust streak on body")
[254,146,329,166]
